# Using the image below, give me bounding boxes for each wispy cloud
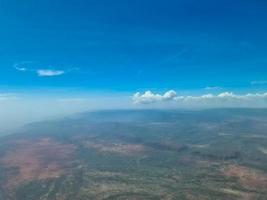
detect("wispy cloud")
[251,80,267,85]
[157,49,189,66]
[204,86,222,90]
[37,69,65,77]
[14,66,27,72]
[14,62,77,77]
[133,90,267,107]
[13,61,33,71]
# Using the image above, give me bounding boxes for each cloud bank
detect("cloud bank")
[133,90,267,107]
[133,90,177,104]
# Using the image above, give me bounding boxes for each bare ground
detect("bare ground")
[1,138,76,189]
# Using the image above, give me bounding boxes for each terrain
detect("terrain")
[0,109,267,199]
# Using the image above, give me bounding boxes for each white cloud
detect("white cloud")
[133,90,267,107]
[36,69,65,77]
[133,90,177,104]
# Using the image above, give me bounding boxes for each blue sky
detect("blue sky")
[0,0,267,93]
[1,0,267,131]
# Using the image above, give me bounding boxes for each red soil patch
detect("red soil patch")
[223,164,267,190]
[1,138,75,188]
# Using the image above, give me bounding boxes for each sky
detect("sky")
[0,0,267,132]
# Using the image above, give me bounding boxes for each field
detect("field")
[0,109,267,200]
